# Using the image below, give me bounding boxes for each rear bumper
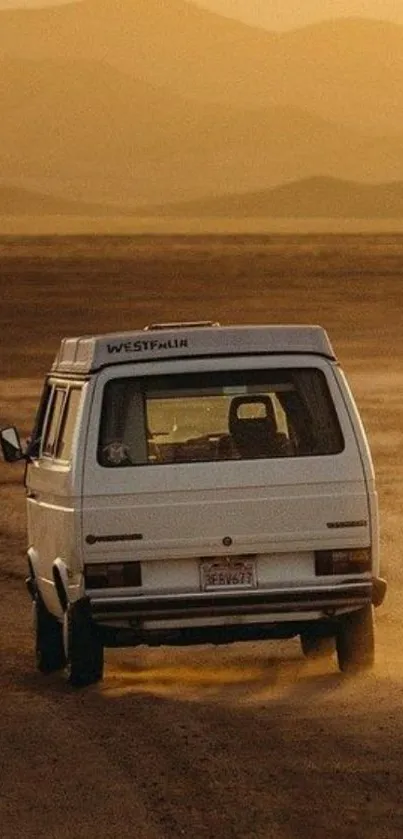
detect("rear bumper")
[90,576,386,625]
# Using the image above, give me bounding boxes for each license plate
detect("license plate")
[200,558,257,591]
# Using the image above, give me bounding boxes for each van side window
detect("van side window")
[42,388,67,458]
[27,382,52,458]
[56,388,82,462]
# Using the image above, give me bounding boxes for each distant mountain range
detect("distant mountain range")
[4,177,403,220]
[1,0,403,219]
[127,177,403,218]
[2,1,403,29]
[1,1,403,133]
[4,55,403,208]
[190,0,403,30]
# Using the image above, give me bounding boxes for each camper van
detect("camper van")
[1,322,386,686]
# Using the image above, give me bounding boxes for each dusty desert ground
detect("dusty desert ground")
[1,234,403,839]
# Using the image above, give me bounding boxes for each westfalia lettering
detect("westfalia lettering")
[107,338,189,354]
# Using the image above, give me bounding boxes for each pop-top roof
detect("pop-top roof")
[51,322,336,375]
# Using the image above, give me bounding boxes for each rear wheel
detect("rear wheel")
[336,605,375,673]
[33,593,66,673]
[300,628,335,660]
[64,598,104,688]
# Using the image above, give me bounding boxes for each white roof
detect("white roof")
[51,322,336,375]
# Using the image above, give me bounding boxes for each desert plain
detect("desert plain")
[1,233,403,838]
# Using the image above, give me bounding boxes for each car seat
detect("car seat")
[228,395,289,459]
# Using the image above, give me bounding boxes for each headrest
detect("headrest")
[229,396,276,433]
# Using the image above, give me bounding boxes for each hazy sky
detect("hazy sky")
[0,0,67,5]
[1,0,403,29]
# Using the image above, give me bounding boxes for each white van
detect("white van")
[1,322,386,686]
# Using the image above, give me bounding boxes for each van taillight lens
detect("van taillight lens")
[315,548,371,576]
[85,562,142,589]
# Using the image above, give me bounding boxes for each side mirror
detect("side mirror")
[0,426,25,463]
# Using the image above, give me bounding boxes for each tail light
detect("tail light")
[315,548,371,576]
[85,562,142,589]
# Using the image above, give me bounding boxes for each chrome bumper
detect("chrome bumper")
[90,577,386,623]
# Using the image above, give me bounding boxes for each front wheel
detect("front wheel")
[33,593,66,673]
[336,605,375,673]
[63,599,104,688]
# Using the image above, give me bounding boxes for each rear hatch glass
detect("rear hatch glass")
[98,368,344,467]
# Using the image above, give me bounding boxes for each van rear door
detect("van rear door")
[81,357,372,590]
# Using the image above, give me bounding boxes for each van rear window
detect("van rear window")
[98,369,344,467]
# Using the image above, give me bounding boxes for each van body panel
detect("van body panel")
[24,381,87,614]
[331,367,380,574]
[81,484,370,562]
[26,463,81,615]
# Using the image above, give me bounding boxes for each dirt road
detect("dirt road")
[1,572,403,839]
[1,236,403,838]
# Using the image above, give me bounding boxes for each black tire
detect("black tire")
[300,629,335,660]
[336,605,375,673]
[64,599,104,688]
[33,593,66,673]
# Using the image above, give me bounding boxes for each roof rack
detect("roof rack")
[143,321,220,331]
